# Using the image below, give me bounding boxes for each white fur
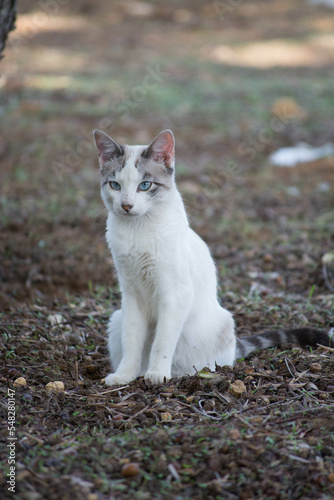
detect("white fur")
[94,132,236,385]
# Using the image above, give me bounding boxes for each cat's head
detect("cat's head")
[93,129,175,217]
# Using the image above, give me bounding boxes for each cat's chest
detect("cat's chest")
[107,219,163,283]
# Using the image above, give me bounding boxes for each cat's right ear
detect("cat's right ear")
[93,130,124,165]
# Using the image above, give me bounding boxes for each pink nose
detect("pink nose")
[122,204,133,212]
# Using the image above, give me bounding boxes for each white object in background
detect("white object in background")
[269,142,334,167]
[308,0,334,7]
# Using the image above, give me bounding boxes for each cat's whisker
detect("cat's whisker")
[94,204,108,223]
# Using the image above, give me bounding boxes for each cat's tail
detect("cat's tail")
[235,327,334,360]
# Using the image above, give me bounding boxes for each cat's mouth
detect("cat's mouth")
[119,210,139,217]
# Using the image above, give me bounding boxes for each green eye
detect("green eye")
[110,181,121,190]
[139,181,152,191]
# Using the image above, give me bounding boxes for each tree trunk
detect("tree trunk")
[0,0,17,59]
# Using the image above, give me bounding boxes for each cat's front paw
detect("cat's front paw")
[104,372,134,386]
[144,370,170,385]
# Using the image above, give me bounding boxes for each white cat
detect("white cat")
[93,129,331,386]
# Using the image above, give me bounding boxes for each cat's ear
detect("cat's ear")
[143,130,175,169]
[93,130,124,165]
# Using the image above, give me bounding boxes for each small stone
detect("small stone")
[228,380,247,398]
[113,414,123,421]
[259,396,270,405]
[87,495,99,500]
[263,254,273,263]
[47,314,65,326]
[164,385,176,393]
[318,392,328,400]
[45,381,65,392]
[229,429,241,440]
[160,412,172,421]
[85,365,97,374]
[14,377,27,387]
[22,393,33,402]
[207,479,224,493]
[250,416,263,424]
[121,462,140,478]
[185,395,195,403]
[310,363,322,373]
[8,368,21,379]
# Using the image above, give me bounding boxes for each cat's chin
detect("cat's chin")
[118,211,141,218]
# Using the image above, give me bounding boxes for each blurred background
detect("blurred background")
[0,0,333,323]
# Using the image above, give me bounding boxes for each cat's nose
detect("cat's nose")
[122,204,133,212]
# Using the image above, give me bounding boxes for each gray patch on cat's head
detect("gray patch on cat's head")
[136,130,175,188]
[135,155,174,190]
[99,157,124,183]
[93,129,125,181]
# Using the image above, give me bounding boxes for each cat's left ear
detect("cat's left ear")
[144,130,175,170]
[93,129,125,165]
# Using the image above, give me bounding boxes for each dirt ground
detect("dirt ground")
[1,1,334,499]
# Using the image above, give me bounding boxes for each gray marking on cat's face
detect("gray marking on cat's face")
[135,153,174,190]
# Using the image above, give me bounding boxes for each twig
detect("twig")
[167,463,181,482]
[234,414,258,430]
[92,385,130,395]
[284,358,297,378]
[198,399,222,421]
[273,403,334,424]
[119,404,150,430]
[22,431,45,445]
[3,350,10,389]
[177,400,222,421]
[317,343,334,352]
[75,360,79,389]
[288,454,310,464]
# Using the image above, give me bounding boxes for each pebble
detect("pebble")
[228,380,247,398]
[310,363,322,373]
[113,414,123,421]
[47,314,65,326]
[14,377,27,387]
[263,254,273,263]
[22,393,33,402]
[185,395,195,403]
[45,381,65,392]
[121,462,140,478]
[85,365,97,374]
[8,368,22,379]
[229,429,241,440]
[160,412,172,421]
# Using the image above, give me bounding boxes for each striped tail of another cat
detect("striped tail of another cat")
[236,327,333,359]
